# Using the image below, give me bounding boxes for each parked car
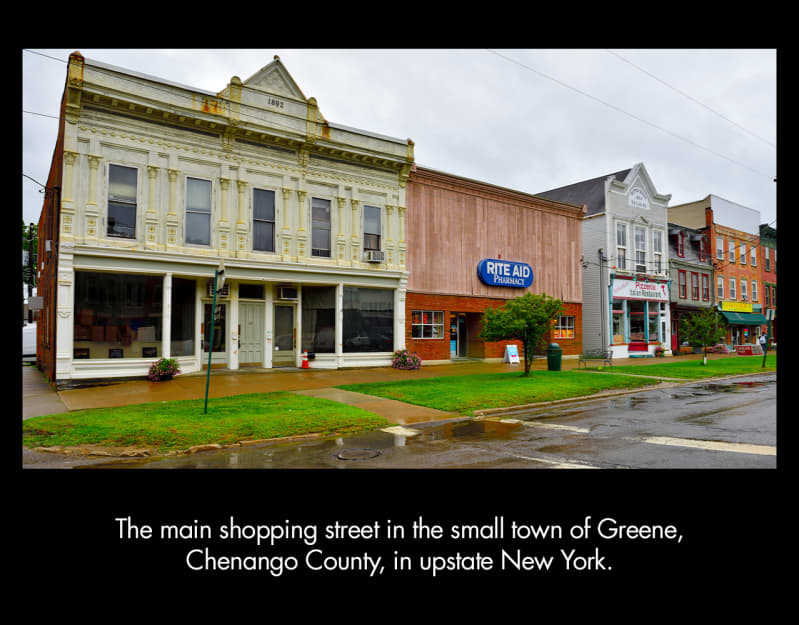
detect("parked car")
[22,322,36,357]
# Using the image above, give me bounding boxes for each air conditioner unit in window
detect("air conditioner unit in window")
[278,286,298,301]
[207,280,230,298]
[364,250,384,263]
[741,295,748,301]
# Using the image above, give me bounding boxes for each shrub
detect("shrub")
[392,349,422,370]
[710,344,729,354]
[148,357,181,381]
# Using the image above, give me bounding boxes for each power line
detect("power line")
[606,50,776,150]
[24,110,59,120]
[488,50,774,180]
[23,174,47,189]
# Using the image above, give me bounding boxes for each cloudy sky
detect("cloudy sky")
[22,48,776,229]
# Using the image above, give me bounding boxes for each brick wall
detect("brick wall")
[406,292,582,361]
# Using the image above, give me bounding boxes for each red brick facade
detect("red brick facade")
[406,292,582,361]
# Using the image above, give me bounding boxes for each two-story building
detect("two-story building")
[668,194,766,348]
[37,52,415,385]
[667,222,714,353]
[760,223,777,345]
[536,163,672,358]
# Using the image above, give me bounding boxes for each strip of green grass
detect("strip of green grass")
[585,354,777,379]
[22,392,390,452]
[337,370,661,414]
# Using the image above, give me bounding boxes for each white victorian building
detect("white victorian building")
[537,163,673,358]
[42,52,414,384]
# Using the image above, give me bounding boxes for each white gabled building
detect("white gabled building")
[39,52,415,385]
[537,163,673,358]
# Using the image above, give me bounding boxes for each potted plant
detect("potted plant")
[654,346,665,358]
[148,357,181,381]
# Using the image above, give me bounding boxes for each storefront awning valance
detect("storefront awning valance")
[721,311,768,325]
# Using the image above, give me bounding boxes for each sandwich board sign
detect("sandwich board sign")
[504,345,520,364]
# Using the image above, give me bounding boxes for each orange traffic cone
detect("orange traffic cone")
[302,350,309,369]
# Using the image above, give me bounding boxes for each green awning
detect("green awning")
[721,311,768,325]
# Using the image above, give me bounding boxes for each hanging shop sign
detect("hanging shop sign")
[721,301,753,313]
[612,279,668,301]
[477,259,533,288]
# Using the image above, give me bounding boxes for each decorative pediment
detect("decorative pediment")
[242,57,306,100]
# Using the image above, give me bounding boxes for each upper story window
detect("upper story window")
[634,226,647,273]
[107,164,138,239]
[764,247,770,272]
[751,280,758,302]
[716,236,724,260]
[185,177,211,246]
[729,277,736,300]
[740,243,746,265]
[702,274,710,301]
[740,279,748,300]
[678,270,687,299]
[751,246,757,266]
[717,275,724,299]
[629,187,649,210]
[677,231,685,258]
[691,272,699,300]
[698,236,707,263]
[311,197,331,258]
[253,189,275,253]
[363,205,381,251]
[652,230,663,273]
[615,222,628,270]
[728,240,736,263]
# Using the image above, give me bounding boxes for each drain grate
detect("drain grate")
[336,449,382,461]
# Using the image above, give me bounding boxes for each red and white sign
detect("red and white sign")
[613,279,669,301]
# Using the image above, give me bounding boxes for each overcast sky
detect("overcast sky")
[22,48,777,230]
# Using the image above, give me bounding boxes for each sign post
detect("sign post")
[204,262,225,414]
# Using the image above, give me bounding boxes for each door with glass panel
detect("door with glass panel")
[239,302,264,366]
[273,304,296,366]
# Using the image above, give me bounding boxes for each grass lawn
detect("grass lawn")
[22,392,390,453]
[337,370,662,415]
[585,354,777,379]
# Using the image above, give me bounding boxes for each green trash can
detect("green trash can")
[547,343,562,371]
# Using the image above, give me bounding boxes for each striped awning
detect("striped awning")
[721,311,768,325]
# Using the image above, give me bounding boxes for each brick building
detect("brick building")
[760,223,777,344]
[405,166,585,362]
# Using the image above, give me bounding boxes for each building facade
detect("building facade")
[759,223,777,344]
[667,223,714,353]
[668,194,766,348]
[37,53,416,384]
[405,166,585,362]
[537,163,672,358]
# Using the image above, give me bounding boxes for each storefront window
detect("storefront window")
[553,316,575,339]
[73,272,162,359]
[203,303,226,352]
[648,307,659,342]
[412,310,444,339]
[302,286,335,353]
[171,277,195,357]
[343,287,393,352]
[629,300,645,341]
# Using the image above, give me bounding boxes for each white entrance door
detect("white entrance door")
[239,302,264,366]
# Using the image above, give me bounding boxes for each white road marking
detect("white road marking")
[509,454,599,469]
[499,419,590,433]
[637,436,776,456]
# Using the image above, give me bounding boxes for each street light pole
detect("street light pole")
[204,263,225,414]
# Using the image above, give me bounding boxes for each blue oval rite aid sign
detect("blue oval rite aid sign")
[477,259,534,288]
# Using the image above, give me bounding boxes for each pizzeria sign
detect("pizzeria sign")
[613,279,668,301]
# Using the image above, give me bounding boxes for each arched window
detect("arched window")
[629,187,649,210]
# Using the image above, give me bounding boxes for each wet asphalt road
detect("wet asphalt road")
[81,372,777,470]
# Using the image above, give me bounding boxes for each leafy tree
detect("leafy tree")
[22,220,38,287]
[480,292,563,376]
[680,308,727,365]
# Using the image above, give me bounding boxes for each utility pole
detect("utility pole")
[204,263,225,414]
[27,222,35,324]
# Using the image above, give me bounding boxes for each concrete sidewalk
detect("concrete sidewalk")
[22,365,68,420]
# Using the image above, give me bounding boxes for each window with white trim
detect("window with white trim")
[253,188,275,252]
[616,222,627,270]
[634,226,647,273]
[740,243,746,265]
[717,276,724,299]
[652,230,663,273]
[729,240,735,263]
[764,247,770,272]
[629,187,649,210]
[729,277,736,300]
[411,310,444,339]
[185,177,211,246]
[702,274,710,301]
[107,164,138,239]
[363,205,381,251]
[716,236,724,260]
[311,197,331,257]
[741,279,747,300]
[553,315,575,339]
[751,246,757,266]
[751,280,758,302]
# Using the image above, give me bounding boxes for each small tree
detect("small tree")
[480,292,563,376]
[680,308,727,365]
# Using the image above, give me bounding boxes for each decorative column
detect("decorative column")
[281,187,293,258]
[296,190,308,259]
[385,204,395,266]
[55,244,75,380]
[236,180,248,256]
[397,205,407,267]
[229,282,239,370]
[394,276,407,353]
[60,151,78,241]
[166,169,180,249]
[162,273,172,359]
[336,197,347,264]
[85,154,101,242]
[218,177,231,255]
[350,199,361,263]
[145,165,160,247]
